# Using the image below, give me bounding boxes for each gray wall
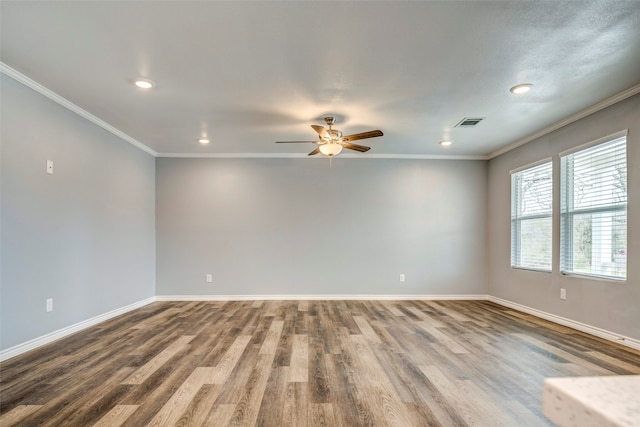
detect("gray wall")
[0,75,156,350]
[487,93,640,340]
[8,65,635,352]
[156,158,488,296]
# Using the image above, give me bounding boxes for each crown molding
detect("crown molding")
[0,63,485,161]
[156,152,489,160]
[487,83,640,160]
[158,153,314,159]
[4,60,636,162]
[0,62,157,157]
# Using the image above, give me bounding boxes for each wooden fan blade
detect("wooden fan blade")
[342,130,383,142]
[275,140,318,144]
[311,125,329,139]
[342,142,371,152]
[308,147,321,156]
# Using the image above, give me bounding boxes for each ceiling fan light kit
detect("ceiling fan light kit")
[276,116,383,158]
[319,142,343,156]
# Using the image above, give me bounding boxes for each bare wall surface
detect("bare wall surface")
[487,93,640,340]
[0,75,156,350]
[156,157,488,296]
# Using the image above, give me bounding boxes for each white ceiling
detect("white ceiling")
[2,1,640,158]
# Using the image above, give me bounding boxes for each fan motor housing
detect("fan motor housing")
[328,129,343,139]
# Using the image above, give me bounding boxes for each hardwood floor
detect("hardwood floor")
[1,300,639,426]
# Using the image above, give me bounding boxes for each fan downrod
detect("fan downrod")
[324,116,336,128]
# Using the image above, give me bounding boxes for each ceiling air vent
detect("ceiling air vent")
[455,117,485,128]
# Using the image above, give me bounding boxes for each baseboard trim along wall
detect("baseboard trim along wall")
[488,296,640,351]
[0,297,156,362]
[155,294,489,301]
[3,294,638,361]
[159,294,640,350]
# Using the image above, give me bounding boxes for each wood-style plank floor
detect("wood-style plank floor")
[2,300,640,426]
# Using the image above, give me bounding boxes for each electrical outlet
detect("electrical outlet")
[46,298,53,312]
[206,274,213,283]
[560,288,566,300]
[399,274,405,283]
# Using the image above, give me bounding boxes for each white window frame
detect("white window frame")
[510,158,553,272]
[559,131,627,281]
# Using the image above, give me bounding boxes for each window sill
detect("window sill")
[560,271,626,283]
[511,266,552,274]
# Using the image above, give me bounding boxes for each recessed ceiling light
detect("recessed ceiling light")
[198,138,210,144]
[510,83,533,94]
[439,140,452,147]
[134,79,155,89]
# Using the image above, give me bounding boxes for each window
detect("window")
[511,160,553,271]
[560,133,627,280]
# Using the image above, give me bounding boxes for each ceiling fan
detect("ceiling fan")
[276,117,383,157]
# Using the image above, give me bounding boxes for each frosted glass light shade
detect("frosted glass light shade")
[319,143,343,157]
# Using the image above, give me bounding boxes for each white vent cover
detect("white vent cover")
[455,117,485,127]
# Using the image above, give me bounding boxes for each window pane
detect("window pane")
[572,140,627,210]
[569,211,627,278]
[560,135,627,279]
[520,217,552,269]
[511,161,552,271]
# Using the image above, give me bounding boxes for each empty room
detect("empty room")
[1,1,639,426]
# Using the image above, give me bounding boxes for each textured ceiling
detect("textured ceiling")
[2,1,640,157]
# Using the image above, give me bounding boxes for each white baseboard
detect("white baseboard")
[4,294,637,362]
[0,297,156,362]
[488,296,640,351]
[155,294,490,301]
